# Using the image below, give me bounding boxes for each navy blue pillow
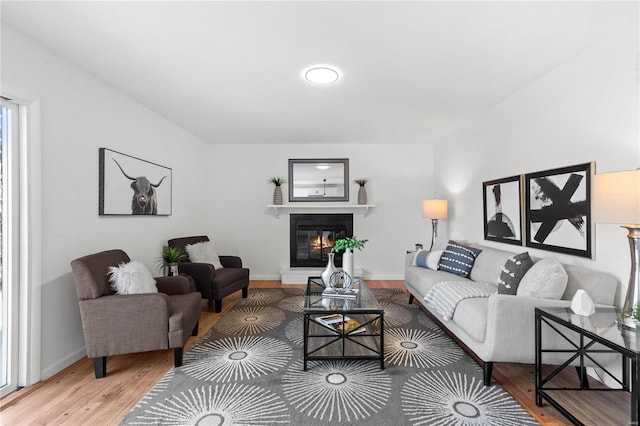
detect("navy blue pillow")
[437,241,482,278]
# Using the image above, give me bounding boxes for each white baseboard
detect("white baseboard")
[249,273,405,282]
[40,346,86,380]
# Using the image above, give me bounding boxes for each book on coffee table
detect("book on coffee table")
[315,314,365,334]
[322,287,360,299]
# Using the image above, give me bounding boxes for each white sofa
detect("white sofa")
[404,244,619,385]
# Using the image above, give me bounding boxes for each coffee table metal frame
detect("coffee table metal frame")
[535,307,639,426]
[303,276,384,370]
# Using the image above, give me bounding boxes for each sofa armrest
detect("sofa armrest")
[220,256,243,268]
[78,293,171,357]
[155,275,193,295]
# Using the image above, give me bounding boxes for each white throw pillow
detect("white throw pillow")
[516,256,568,299]
[185,240,224,269]
[108,260,158,295]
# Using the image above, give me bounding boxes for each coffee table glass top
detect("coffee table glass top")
[304,276,382,313]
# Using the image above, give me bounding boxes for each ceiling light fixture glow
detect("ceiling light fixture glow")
[304,65,340,84]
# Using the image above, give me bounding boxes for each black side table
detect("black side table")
[535,307,640,425]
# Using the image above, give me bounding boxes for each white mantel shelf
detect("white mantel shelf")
[267,204,375,218]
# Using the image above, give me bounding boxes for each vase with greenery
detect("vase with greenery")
[157,247,187,276]
[622,303,640,329]
[268,177,286,205]
[331,237,368,278]
[355,179,368,205]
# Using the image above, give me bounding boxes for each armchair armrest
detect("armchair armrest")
[78,293,171,357]
[156,275,194,295]
[178,262,216,281]
[220,256,243,268]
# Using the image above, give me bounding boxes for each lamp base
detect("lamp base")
[620,225,640,328]
[429,219,439,251]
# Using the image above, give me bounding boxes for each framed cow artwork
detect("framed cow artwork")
[99,148,172,216]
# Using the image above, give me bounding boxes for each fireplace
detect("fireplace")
[290,214,353,267]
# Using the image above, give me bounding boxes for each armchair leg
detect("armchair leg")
[93,357,107,379]
[242,287,248,298]
[192,321,199,336]
[214,299,222,313]
[174,347,184,368]
[483,362,494,386]
[408,294,415,305]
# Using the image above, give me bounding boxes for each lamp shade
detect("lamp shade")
[422,199,448,219]
[593,169,640,225]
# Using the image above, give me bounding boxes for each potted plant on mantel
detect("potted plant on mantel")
[157,246,187,276]
[268,177,286,205]
[354,179,368,205]
[331,237,368,279]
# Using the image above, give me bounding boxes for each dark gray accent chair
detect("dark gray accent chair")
[168,235,249,313]
[70,249,201,379]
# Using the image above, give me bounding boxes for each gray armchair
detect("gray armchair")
[70,249,201,378]
[168,236,249,312]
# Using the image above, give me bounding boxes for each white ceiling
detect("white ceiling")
[1,1,637,145]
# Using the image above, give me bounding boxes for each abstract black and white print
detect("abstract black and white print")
[525,163,593,258]
[483,175,522,245]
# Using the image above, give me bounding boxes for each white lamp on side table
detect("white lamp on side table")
[593,168,640,327]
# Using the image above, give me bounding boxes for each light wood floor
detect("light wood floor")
[0,280,629,425]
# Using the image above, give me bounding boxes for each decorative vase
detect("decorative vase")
[342,248,354,279]
[273,186,283,205]
[357,186,367,205]
[321,253,337,287]
[169,263,179,276]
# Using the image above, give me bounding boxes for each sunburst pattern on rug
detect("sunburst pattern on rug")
[277,295,305,313]
[392,291,419,308]
[214,306,285,335]
[376,301,412,327]
[385,328,462,368]
[129,383,290,425]
[284,316,304,346]
[182,335,292,382]
[237,289,285,306]
[282,359,392,423]
[401,370,538,426]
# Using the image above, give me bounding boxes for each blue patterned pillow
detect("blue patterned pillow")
[437,241,482,278]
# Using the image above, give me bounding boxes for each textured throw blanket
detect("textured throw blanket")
[424,281,498,321]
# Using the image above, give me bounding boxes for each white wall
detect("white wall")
[1,25,211,378]
[434,16,639,307]
[208,143,435,280]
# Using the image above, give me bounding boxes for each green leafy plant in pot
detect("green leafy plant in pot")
[331,237,368,279]
[157,246,187,276]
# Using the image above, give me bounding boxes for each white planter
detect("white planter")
[342,249,354,279]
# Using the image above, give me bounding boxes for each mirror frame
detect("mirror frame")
[288,158,349,202]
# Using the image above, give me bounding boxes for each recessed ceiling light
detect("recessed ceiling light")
[304,65,340,84]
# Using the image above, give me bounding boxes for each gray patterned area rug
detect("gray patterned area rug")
[121,288,539,425]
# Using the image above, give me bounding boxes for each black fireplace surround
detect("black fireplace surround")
[290,214,353,267]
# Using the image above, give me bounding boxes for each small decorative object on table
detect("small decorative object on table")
[321,253,337,287]
[331,236,368,278]
[570,289,595,316]
[622,302,640,330]
[268,176,286,205]
[329,270,352,289]
[354,179,368,205]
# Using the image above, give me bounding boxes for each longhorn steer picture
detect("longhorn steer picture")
[113,159,167,215]
[99,148,172,216]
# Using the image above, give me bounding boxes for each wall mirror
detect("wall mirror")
[288,158,349,202]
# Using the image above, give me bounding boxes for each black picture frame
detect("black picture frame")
[288,158,349,202]
[524,162,593,258]
[99,148,172,216]
[483,175,522,246]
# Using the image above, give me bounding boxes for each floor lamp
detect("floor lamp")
[422,199,448,251]
[593,169,640,326]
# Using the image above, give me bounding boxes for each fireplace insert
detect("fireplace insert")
[290,214,353,267]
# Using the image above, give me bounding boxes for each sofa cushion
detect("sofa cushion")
[517,256,568,299]
[438,241,482,278]
[413,249,443,270]
[497,251,534,295]
[452,298,489,343]
[185,240,224,269]
[108,260,158,295]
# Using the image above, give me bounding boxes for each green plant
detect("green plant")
[331,237,368,253]
[354,179,368,187]
[623,303,640,322]
[161,247,187,264]
[268,177,286,187]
